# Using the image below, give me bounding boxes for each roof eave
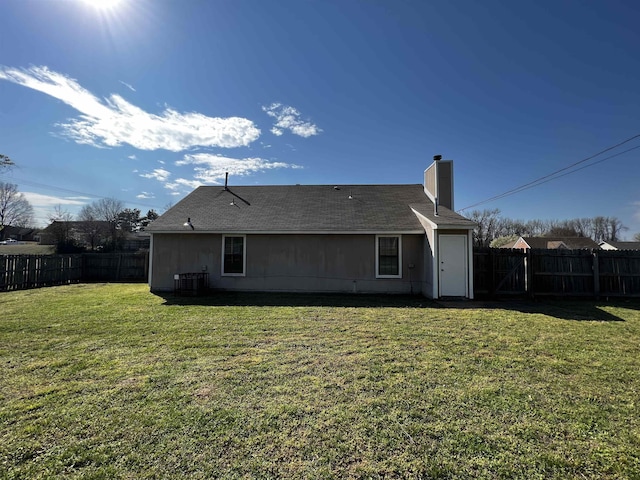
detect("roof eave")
[148,229,426,235]
[410,208,475,230]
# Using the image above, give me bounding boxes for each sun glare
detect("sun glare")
[81,0,124,10]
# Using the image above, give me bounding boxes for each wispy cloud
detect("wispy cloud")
[65,196,93,201]
[119,80,136,92]
[136,191,155,199]
[175,153,301,184]
[0,65,261,151]
[262,103,321,138]
[168,178,203,190]
[22,192,89,227]
[140,168,171,182]
[22,192,87,208]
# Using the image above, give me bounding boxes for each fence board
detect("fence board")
[598,250,640,297]
[0,254,83,291]
[82,253,148,282]
[474,248,640,299]
[474,248,526,296]
[0,253,147,292]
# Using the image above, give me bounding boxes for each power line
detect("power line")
[458,133,640,212]
[460,144,640,211]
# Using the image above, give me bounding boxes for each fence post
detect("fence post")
[593,249,600,300]
[489,248,495,298]
[116,253,122,281]
[527,249,534,299]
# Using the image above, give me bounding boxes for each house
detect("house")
[0,225,36,242]
[122,231,151,252]
[39,220,150,251]
[39,220,111,248]
[146,157,477,298]
[599,241,640,250]
[508,236,600,250]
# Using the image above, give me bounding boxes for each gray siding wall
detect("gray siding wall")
[424,160,453,210]
[422,228,435,298]
[150,233,424,294]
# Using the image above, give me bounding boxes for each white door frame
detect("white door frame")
[438,233,469,298]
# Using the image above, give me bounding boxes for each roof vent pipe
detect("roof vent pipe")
[224,172,229,191]
[433,155,441,216]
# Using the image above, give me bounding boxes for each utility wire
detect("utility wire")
[458,133,640,212]
[460,144,640,211]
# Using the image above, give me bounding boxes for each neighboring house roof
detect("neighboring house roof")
[519,237,600,249]
[600,241,640,250]
[1,225,35,239]
[40,220,111,233]
[148,184,475,233]
[499,240,518,249]
[39,220,112,245]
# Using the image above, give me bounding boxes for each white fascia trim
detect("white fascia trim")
[410,208,473,231]
[149,230,425,235]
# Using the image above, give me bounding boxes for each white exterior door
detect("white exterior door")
[439,234,468,297]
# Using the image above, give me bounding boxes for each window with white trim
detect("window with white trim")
[376,235,402,278]
[222,235,246,276]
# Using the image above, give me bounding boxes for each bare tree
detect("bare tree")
[78,203,108,250]
[92,198,124,223]
[47,205,75,246]
[469,208,501,247]
[471,211,628,246]
[525,219,547,237]
[634,232,640,242]
[606,216,627,242]
[0,182,34,238]
[0,154,15,172]
[545,220,580,237]
[592,216,609,243]
[81,198,124,249]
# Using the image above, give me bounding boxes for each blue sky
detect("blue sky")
[1,0,639,236]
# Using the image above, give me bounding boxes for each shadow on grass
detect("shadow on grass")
[158,291,434,308]
[157,290,638,320]
[437,297,638,322]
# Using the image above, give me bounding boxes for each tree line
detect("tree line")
[48,199,158,253]
[1,156,35,238]
[1,154,159,251]
[468,208,636,247]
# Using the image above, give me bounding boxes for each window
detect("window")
[222,235,246,276]
[376,235,402,278]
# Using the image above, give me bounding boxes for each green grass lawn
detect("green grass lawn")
[1,284,639,479]
[0,244,55,255]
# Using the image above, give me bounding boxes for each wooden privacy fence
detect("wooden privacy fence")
[82,253,149,282]
[0,253,148,292]
[474,248,640,298]
[0,255,82,291]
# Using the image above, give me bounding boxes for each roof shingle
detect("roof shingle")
[148,184,475,233]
